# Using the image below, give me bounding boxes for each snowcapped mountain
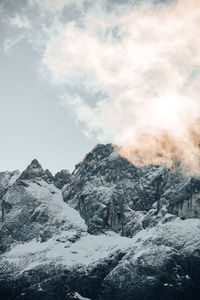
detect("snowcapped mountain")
[0,144,200,300]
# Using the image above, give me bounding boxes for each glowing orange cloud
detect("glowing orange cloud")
[119,118,200,174]
[42,0,200,173]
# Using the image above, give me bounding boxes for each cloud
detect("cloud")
[40,0,200,172]
[3,36,25,54]
[3,0,200,172]
[9,14,30,29]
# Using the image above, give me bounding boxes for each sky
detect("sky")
[0,0,200,174]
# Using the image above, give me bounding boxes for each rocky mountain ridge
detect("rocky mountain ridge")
[63,144,200,236]
[0,144,200,300]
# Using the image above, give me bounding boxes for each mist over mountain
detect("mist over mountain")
[0,144,200,300]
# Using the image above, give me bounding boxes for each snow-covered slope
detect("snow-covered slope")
[0,146,200,300]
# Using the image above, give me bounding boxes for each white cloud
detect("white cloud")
[42,1,200,121]
[2,14,30,53]
[28,0,86,12]
[4,0,200,172]
[9,15,30,29]
[40,0,200,172]
[4,36,25,54]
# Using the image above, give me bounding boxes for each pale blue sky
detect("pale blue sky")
[0,0,100,174]
[0,43,97,173]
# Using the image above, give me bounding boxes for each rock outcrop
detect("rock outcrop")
[54,169,71,189]
[19,159,54,183]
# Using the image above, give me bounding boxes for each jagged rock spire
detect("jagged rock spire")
[18,159,54,182]
[28,159,42,169]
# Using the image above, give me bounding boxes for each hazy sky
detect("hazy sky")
[0,0,101,174]
[0,0,199,174]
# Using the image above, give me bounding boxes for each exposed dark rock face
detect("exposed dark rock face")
[19,159,54,183]
[63,144,165,235]
[0,170,20,225]
[163,176,200,219]
[0,170,20,200]
[54,169,71,189]
[63,144,200,236]
[0,144,200,300]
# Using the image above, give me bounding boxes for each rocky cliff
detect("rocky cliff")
[0,144,200,300]
[63,144,200,236]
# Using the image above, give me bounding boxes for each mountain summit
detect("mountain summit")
[19,159,54,182]
[0,144,200,300]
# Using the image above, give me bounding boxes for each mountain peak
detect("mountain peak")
[74,143,119,172]
[91,143,118,156]
[18,159,53,182]
[29,159,42,169]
